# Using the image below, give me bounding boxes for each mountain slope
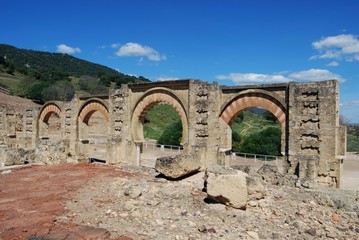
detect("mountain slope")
[0,44,150,102]
[0,44,139,79]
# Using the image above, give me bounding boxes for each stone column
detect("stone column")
[188,80,220,168]
[287,80,341,187]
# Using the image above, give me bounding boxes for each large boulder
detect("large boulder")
[204,165,248,209]
[155,154,200,179]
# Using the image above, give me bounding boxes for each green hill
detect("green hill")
[143,105,282,155]
[0,44,149,102]
[143,104,182,146]
[231,109,282,156]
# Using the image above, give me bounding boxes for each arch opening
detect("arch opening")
[131,90,188,146]
[131,90,188,167]
[231,107,282,156]
[220,92,287,169]
[78,100,109,162]
[38,103,62,140]
[143,104,183,146]
[220,93,286,127]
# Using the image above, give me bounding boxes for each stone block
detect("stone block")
[204,164,248,209]
[155,154,200,179]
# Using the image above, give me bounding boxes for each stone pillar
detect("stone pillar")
[108,86,131,165]
[188,80,220,168]
[23,108,38,149]
[335,126,347,188]
[135,142,142,166]
[0,108,5,146]
[287,80,341,187]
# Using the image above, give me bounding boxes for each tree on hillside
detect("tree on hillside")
[158,120,182,146]
[42,80,75,102]
[239,126,281,155]
[6,63,15,74]
[78,76,108,95]
[263,111,278,123]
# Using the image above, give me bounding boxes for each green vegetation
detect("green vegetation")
[0,44,149,102]
[143,104,182,146]
[143,105,281,155]
[347,125,359,152]
[231,109,281,156]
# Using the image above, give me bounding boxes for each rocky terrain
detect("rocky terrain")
[63,165,359,240]
[0,163,358,240]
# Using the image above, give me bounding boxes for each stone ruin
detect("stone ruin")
[0,79,346,188]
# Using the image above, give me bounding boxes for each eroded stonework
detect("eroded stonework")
[0,79,346,188]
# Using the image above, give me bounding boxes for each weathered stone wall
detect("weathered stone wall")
[0,79,345,188]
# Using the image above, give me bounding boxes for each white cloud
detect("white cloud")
[216,73,291,85]
[156,76,180,82]
[327,61,339,67]
[216,69,346,85]
[116,42,166,61]
[289,69,346,82]
[56,44,81,54]
[311,34,359,62]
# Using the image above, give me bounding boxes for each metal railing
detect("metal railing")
[231,151,279,165]
[143,142,183,153]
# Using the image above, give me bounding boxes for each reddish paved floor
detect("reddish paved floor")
[0,164,136,240]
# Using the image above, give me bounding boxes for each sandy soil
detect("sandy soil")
[342,153,359,190]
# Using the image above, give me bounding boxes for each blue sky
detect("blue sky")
[2,0,359,123]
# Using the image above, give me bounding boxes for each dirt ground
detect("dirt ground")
[0,164,138,240]
[0,158,358,240]
[342,153,359,190]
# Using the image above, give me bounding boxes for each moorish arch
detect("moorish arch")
[219,89,288,155]
[77,98,110,161]
[78,99,109,125]
[131,88,189,145]
[37,102,62,138]
[220,89,287,127]
[38,102,62,123]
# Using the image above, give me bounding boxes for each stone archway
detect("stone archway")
[78,100,109,125]
[220,90,286,127]
[38,102,62,139]
[78,99,109,161]
[219,89,287,157]
[131,88,189,145]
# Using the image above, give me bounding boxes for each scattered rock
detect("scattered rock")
[207,227,216,233]
[257,164,281,184]
[247,231,259,239]
[332,213,340,222]
[20,163,357,240]
[304,228,316,236]
[246,175,266,200]
[155,154,200,179]
[198,225,207,233]
[298,179,317,189]
[124,187,142,199]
